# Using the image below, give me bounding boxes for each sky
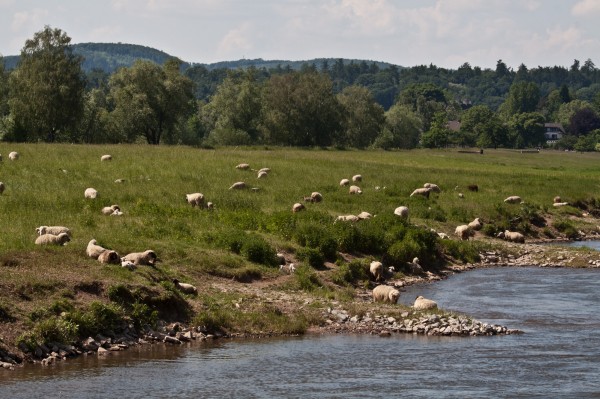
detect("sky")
[1,0,600,70]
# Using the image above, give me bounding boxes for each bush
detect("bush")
[553,220,579,239]
[241,234,277,266]
[294,264,322,291]
[131,302,158,330]
[439,240,481,264]
[297,247,325,269]
[67,302,124,337]
[331,260,369,286]
[294,223,338,261]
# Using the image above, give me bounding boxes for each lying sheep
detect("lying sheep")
[121,250,157,266]
[121,260,136,270]
[173,278,197,295]
[349,185,362,194]
[437,232,450,239]
[370,261,384,282]
[394,206,409,219]
[86,239,108,259]
[455,225,474,240]
[185,193,205,207]
[424,183,441,193]
[468,217,483,231]
[413,295,438,310]
[35,233,71,246]
[292,203,305,213]
[503,230,525,243]
[335,215,360,223]
[372,285,400,303]
[352,174,362,182]
[36,226,71,237]
[8,151,19,161]
[553,196,562,203]
[340,178,350,186]
[504,195,522,204]
[410,187,431,198]
[236,163,250,170]
[102,204,121,215]
[357,211,372,220]
[100,154,112,161]
[98,250,120,264]
[229,181,246,190]
[84,188,98,199]
[257,171,268,179]
[310,192,323,203]
[0,182,4,195]
[258,167,271,174]
[553,202,569,207]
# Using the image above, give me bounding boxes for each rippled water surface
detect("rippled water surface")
[2,267,600,398]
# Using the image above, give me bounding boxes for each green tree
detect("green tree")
[396,83,448,131]
[7,26,85,142]
[421,111,450,148]
[460,105,508,148]
[499,81,540,119]
[557,100,595,134]
[109,58,194,144]
[337,85,385,148]
[508,112,545,148]
[373,104,422,149]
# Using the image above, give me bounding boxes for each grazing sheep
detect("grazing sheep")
[101,204,121,215]
[310,192,323,203]
[8,151,19,161]
[424,183,441,193]
[121,250,157,266]
[437,232,450,239]
[114,178,126,183]
[35,233,71,246]
[468,217,483,231]
[458,193,464,199]
[352,174,362,182]
[370,261,384,282]
[413,295,438,310]
[467,184,479,192]
[339,178,350,186]
[394,206,409,219]
[173,279,197,295]
[86,239,108,259]
[257,171,268,179]
[349,185,362,194]
[357,211,373,220]
[335,214,360,223]
[503,230,525,243]
[553,202,569,207]
[185,193,205,207]
[98,250,120,264]
[84,188,98,199]
[504,196,522,204]
[36,226,71,237]
[410,187,431,198]
[236,163,250,170]
[279,264,296,274]
[206,202,214,210]
[0,182,4,195]
[292,203,306,213]
[229,181,246,190]
[553,196,562,203]
[100,154,112,161]
[372,285,400,303]
[407,257,423,274]
[455,225,474,240]
[276,252,286,265]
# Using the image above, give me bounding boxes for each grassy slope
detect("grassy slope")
[1,144,600,354]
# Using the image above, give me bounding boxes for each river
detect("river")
[1,266,599,398]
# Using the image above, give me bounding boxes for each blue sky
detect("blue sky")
[1,0,599,70]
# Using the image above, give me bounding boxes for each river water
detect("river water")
[1,266,600,398]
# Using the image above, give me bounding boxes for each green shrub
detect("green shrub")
[67,302,124,337]
[131,302,158,330]
[439,240,481,264]
[29,317,79,346]
[107,284,136,306]
[241,234,277,266]
[294,223,338,261]
[331,260,369,286]
[193,309,232,333]
[553,220,579,239]
[294,264,322,291]
[297,247,325,269]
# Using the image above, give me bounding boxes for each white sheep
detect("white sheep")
[455,225,474,240]
[413,295,438,310]
[424,183,441,193]
[0,182,4,195]
[206,202,214,210]
[35,233,71,246]
[553,196,562,203]
[84,188,98,199]
[86,239,108,259]
[100,154,112,161]
[349,185,362,194]
[229,181,246,190]
[98,250,120,264]
[553,202,569,207]
[236,163,250,170]
[258,167,271,174]
[468,217,483,231]
[185,193,205,208]
[503,230,525,243]
[372,285,400,303]
[458,193,464,199]
[407,257,423,274]
[8,151,19,161]
[394,206,409,219]
[437,232,450,239]
[36,226,71,237]
[335,215,360,223]
[370,261,384,282]
[110,209,123,216]
[101,204,121,215]
[352,174,362,182]
[114,178,126,183]
[504,196,522,204]
[292,203,305,213]
[410,187,431,198]
[257,171,268,179]
[310,192,323,203]
[340,178,350,186]
[357,211,372,220]
[121,260,136,270]
[121,250,158,266]
[173,278,197,295]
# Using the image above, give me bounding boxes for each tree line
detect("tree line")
[1,26,600,150]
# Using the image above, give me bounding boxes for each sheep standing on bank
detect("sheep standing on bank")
[394,206,409,219]
[98,250,120,264]
[8,151,19,161]
[352,174,362,182]
[121,250,158,266]
[0,182,4,195]
[100,154,112,161]
[424,183,441,193]
[502,230,525,243]
[504,196,522,204]
[468,217,483,231]
[349,185,362,195]
[35,233,71,246]
[86,239,108,259]
[455,225,474,240]
[370,261,384,282]
[173,279,197,295]
[413,295,438,310]
[372,285,400,303]
[185,193,205,208]
[340,178,350,186]
[410,187,431,198]
[101,205,121,215]
[36,226,71,237]
[292,203,305,213]
[84,188,98,199]
[407,257,423,274]
[229,181,246,190]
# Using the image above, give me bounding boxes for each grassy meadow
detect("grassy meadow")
[1,143,600,351]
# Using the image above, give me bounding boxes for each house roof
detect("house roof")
[544,123,565,133]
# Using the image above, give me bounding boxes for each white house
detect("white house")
[544,123,565,144]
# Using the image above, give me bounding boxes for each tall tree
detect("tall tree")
[460,105,508,148]
[109,58,194,144]
[508,112,545,148]
[337,85,385,148]
[499,81,540,119]
[421,111,451,148]
[8,26,85,142]
[373,104,422,149]
[396,83,448,131]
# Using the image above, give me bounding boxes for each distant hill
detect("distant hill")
[2,42,399,73]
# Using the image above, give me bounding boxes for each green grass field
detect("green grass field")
[1,144,600,351]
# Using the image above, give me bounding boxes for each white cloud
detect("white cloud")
[11,8,48,31]
[89,25,123,42]
[217,22,255,59]
[572,0,600,16]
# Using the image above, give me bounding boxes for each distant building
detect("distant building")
[544,123,565,143]
[447,120,461,132]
